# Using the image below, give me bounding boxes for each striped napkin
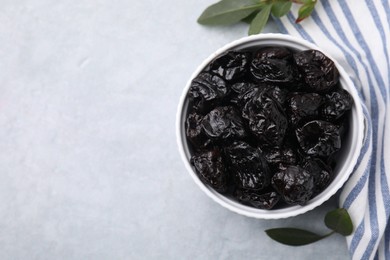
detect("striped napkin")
[274,0,389,259]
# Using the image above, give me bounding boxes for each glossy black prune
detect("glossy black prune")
[250,47,295,83]
[230,83,258,107]
[185,112,209,148]
[191,149,228,193]
[302,158,332,195]
[272,165,314,205]
[263,85,289,105]
[263,145,298,170]
[208,51,250,81]
[321,88,353,121]
[296,120,341,157]
[287,93,323,126]
[188,72,229,113]
[201,106,246,142]
[242,93,288,147]
[231,82,256,94]
[225,141,270,190]
[294,50,339,92]
[234,189,280,209]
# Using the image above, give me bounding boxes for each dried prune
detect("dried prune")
[202,106,246,142]
[231,82,256,94]
[234,189,280,209]
[225,141,270,190]
[294,50,339,92]
[230,83,258,108]
[321,88,353,121]
[287,93,323,126]
[302,158,332,195]
[263,146,298,170]
[188,72,228,113]
[243,94,288,147]
[296,120,341,157]
[185,112,209,148]
[250,47,295,83]
[236,84,288,106]
[262,85,289,105]
[191,149,228,193]
[272,165,314,205]
[208,51,250,81]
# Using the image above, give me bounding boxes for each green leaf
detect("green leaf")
[241,11,260,24]
[198,0,265,25]
[265,228,330,246]
[248,5,272,35]
[271,1,292,17]
[295,2,315,23]
[324,208,354,236]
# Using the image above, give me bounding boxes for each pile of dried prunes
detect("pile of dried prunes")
[185,47,353,209]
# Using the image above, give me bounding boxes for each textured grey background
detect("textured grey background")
[0,1,349,259]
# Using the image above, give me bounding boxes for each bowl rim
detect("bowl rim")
[176,33,365,219]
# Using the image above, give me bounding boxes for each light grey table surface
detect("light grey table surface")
[0,1,350,259]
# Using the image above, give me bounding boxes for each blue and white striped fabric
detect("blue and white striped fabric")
[274,0,389,259]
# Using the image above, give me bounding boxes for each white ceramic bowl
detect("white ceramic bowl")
[176,34,364,219]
